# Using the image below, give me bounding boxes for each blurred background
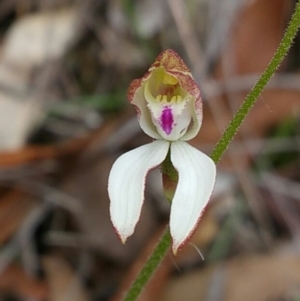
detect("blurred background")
[0,0,300,300]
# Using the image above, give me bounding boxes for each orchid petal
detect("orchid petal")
[130,82,162,140]
[108,140,169,243]
[170,141,216,254]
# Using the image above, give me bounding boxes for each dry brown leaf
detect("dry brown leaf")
[160,250,300,301]
[43,255,90,301]
[2,8,81,67]
[0,116,121,167]
[0,8,83,150]
[0,264,48,300]
[215,0,290,76]
[0,138,88,167]
[0,189,38,243]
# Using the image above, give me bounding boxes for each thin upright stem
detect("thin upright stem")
[123,229,171,301]
[210,2,300,163]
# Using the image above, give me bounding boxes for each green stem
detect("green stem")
[123,229,171,301]
[123,2,300,301]
[210,2,300,163]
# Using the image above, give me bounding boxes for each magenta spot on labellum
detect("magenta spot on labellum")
[160,106,174,135]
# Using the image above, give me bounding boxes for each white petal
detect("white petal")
[108,140,169,243]
[170,141,216,254]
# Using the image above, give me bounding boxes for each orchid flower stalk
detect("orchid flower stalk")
[108,49,216,254]
[109,4,300,299]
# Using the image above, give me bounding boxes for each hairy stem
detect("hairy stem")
[123,2,300,300]
[123,229,171,301]
[210,2,300,163]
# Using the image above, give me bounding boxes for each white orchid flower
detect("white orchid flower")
[108,49,216,254]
